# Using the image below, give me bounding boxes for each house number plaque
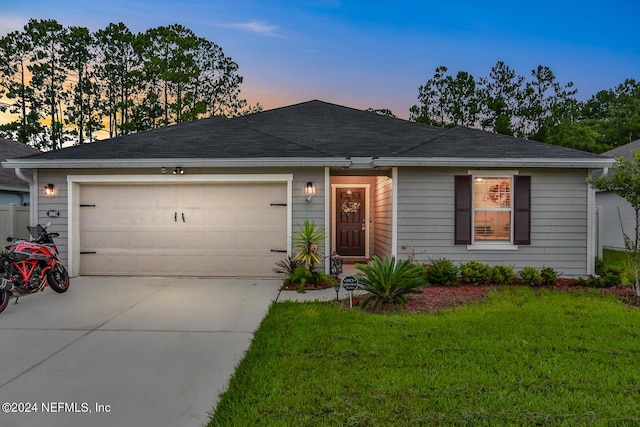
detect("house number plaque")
[47,210,60,218]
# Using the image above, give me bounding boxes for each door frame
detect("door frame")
[67,173,293,277]
[331,183,370,259]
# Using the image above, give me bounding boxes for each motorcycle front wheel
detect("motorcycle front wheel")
[0,290,9,313]
[48,264,70,293]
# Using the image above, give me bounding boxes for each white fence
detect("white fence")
[0,204,31,244]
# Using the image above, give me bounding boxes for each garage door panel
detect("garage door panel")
[79,182,288,276]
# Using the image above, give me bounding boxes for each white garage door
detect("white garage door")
[79,183,288,276]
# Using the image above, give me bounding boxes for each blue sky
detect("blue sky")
[1,0,638,119]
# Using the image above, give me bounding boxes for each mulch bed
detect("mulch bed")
[349,279,640,314]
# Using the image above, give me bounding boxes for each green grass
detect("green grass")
[603,248,638,284]
[208,287,640,426]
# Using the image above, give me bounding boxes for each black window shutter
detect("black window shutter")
[513,175,531,245]
[454,175,472,245]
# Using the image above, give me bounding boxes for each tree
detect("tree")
[94,22,142,137]
[365,108,396,118]
[444,70,479,127]
[25,18,68,150]
[410,66,450,126]
[411,66,494,128]
[135,24,200,127]
[581,79,640,148]
[588,153,640,295]
[189,37,245,118]
[0,29,43,144]
[0,20,254,146]
[519,65,577,142]
[61,26,102,144]
[478,61,525,135]
[236,102,264,116]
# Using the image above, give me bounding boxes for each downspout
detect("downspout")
[15,167,32,185]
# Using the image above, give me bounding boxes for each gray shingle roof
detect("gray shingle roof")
[602,139,640,160]
[7,100,609,165]
[0,138,39,189]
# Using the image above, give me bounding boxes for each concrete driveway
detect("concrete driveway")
[0,276,282,427]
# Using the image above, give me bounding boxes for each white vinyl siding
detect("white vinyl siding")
[374,175,393,258]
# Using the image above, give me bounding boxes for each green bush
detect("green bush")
[424,258,458,287]
[459,261,491,285]
[519,267,542,287]
[490,264,516,285]
[355,256,425,312]
[540,267,559,286]
[288,265,315,293]
[315,272,337,287]
[594,257,623,288]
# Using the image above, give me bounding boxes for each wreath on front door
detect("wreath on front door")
[341,191,361,214]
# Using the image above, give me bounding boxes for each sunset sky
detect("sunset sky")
[0,0,638,120]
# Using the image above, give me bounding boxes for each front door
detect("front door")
[336,187,366,256]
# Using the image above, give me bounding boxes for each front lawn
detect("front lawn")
[209,287,640,426]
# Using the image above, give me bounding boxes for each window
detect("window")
[455,174,530,247]
[473,177,512,242]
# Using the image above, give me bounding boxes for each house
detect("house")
[0,138,39,205]
[2,100,614,278]
[597,139,640,251]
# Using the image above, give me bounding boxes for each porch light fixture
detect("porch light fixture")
[305,182,316,202]
[44,183,55,196]
[173,167,184,175]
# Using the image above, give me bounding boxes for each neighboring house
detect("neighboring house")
[0,138,39,205]
[597,139,640,251]
[0,139,39,242]
[2,100,613,278]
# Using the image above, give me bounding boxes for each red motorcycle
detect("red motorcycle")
[0,222,69,314]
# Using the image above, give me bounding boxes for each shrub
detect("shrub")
[288,265,315,293]
[424,258,458,287]
[459,261,491,285]
[490,265,516,285]
[519,267,542,287]
[355,256,425,312]
[573,259,623,288]
[315,272,337,288]
[594,257,623,288]
[540,267,559,286]
[273,256,303,275]
[574,277,589,286]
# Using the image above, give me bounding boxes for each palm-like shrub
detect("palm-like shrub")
[355,256,425,312]
[292,220,324,271]
[273,256,304,275]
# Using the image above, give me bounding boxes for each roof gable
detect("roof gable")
[602,139,640,160]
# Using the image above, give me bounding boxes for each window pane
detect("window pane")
[474,177,511,208]
[473,177,512,242]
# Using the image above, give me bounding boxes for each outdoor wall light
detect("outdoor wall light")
[44,183,55,196]
[305,182,316,202]
[173,167,184,175]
